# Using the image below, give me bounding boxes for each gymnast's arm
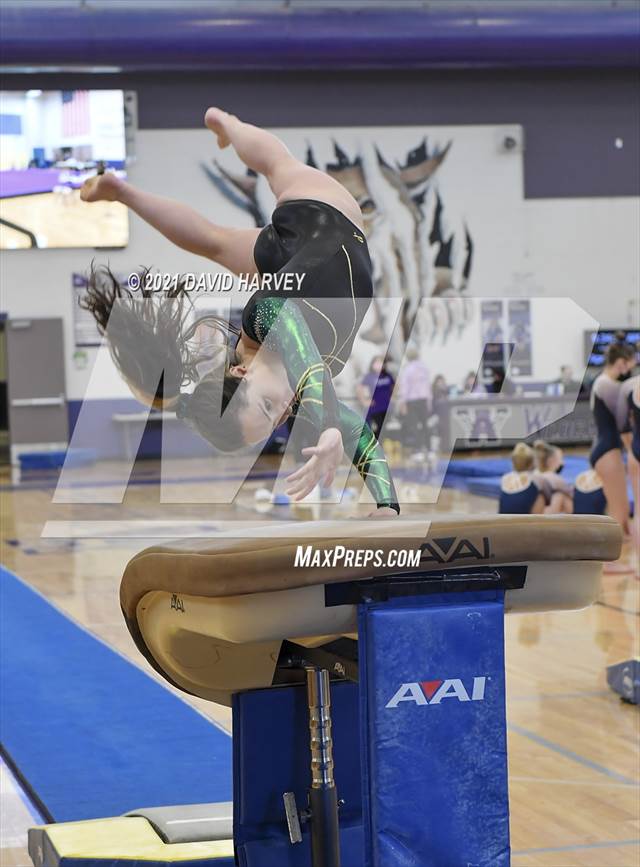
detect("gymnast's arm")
[615,379,633,434]
[335,400,400,514]
[543,470,573,497]
[80,173,255,262]
[245,296,399,512]
[243,295,341,432]
[293,398,400,513]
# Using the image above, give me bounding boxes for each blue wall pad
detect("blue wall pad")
[359,590,510,866]
[0,567,232,822]
[19,449,97,471]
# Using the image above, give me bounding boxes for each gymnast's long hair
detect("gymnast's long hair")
[79,264,247,451]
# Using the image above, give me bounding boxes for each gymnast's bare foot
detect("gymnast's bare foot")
[204,107,237,149]
[80,171,122,203]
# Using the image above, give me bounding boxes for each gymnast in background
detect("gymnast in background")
[532,440,573,514]
[590,341,636,535]
[617,371,640,553]
[499,443,548,515]
[80,108,399,516]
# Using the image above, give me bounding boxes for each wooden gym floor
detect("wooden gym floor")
[0,454,638,867]
[0,192,128,249]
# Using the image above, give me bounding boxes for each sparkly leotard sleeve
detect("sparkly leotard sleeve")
[243,294,399,512]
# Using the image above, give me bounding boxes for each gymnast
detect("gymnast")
[79,108,399,516]
[617,372,640,548]
[589,341,636,534]
[532,440,573,514]
[499,443,548,515]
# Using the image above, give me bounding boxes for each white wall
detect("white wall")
[523,197,639,327]
[88,90,126,162]
[1,129,230,400]
[0,125,637,401]
[0,90,127,168]
[0,92,28,170]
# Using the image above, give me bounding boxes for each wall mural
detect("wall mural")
[197,125,524,380]
[203,135,478,354]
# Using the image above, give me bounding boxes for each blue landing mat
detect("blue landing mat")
[443,456,634,503]
[0,567,232,822]
[444,455,590,479]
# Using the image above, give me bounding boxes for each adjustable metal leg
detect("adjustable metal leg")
[283,667,342,865]
[306,667,341,867]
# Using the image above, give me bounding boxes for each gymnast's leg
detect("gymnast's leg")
[595,449,631,536]
[625,445,639,568]
[545,491,573,515]
[204,107,363,226]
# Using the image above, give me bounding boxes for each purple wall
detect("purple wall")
[2,4,638,70]
[1,5,637,198]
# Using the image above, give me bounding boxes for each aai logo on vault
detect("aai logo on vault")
[385,677,487,708]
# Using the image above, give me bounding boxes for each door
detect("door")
[6,317,68,461]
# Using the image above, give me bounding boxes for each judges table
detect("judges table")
[437,393,594,452]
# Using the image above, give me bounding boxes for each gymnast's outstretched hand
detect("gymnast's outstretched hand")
[80,172,122,203]
[285,428,344,501]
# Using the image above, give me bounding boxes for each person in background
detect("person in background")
[572,469,608,516]
[499,443,547,515]
[554,365,581,394]
[487,366,515,396]
[612,330,637,382]
[427,374,449,462]
[617,372,639,559]
[357,355,395,437]
[397,346,432,457]
[590,340,636,535]
[462,370,484,395]
[533,439,573,514]
[432,374,449,403]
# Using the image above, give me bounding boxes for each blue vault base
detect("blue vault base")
[30,587,511,867]
[233,589,510,867]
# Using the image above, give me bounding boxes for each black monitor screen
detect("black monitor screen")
[585,329,640,367]
[0,89,129,249]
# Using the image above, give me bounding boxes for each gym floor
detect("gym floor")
[0,452,637,867]
[0,191,128,250]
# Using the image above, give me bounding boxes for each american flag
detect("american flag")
[61,90,90,137]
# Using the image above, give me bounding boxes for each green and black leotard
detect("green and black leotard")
[243,198,399,513]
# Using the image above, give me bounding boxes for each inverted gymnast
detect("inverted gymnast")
[589,340,636,534]
[80,108,399,517]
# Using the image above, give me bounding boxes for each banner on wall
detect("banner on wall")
[72,272,102,347]
[479,299,506,371]
[507,299,532,375]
